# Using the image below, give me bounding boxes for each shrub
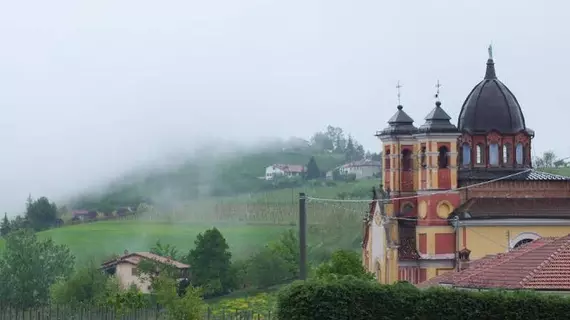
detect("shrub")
[276,278,570,320]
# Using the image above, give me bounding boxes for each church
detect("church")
[362,48,570,284]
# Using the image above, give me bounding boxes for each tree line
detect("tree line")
[0,223,369,318]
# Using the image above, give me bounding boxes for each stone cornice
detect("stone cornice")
[454,218,570,227]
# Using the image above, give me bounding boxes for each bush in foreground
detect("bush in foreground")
[276,277,570,320]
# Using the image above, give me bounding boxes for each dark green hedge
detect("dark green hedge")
[276,277,570,320]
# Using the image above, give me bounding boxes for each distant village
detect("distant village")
[263,159,381,181]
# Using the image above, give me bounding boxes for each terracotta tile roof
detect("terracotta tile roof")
[271,164,306,173]
[459,169,570,181]
[342,160,382,168]
[418,234,570,290]
[101,252,189,269]
[451,197,570,220]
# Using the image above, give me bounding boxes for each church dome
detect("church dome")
[457,57,526,134]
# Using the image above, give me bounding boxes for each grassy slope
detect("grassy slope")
[36,220,290,265]
[71,149,348,210]
[0,179,376,264]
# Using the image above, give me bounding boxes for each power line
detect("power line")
[306,168,533,203]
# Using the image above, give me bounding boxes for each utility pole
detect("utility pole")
[299,192,307,280]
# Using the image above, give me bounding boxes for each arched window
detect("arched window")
[401,202,414,215]
[384,150,391,169]
[510,232,541,250]
[489,143,499,166]
[516,143,524,165]
[462,144,471,165]
[438,146,449,169]
[420,146,426,168]
[401,149,412,171]
[514,238,534,249]
[475,144,484,164]
[502,143,512,164]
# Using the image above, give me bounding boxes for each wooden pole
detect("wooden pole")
[299,192,307,280]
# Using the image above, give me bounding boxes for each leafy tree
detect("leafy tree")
[355,144,366,161]
[326,125,345,152]
[153,276,205,320]
[9,215,29,231]
[310,132,334,152]
[101,280,149,315]
[267,229,299,278]
[0,213,10,236]
[50,262,108,305]
[151,240,180,261]
[246,248,292,288]
[315,249,374,281]
[25,195,58,231]
[535,150,557,168]
[0,229,75,308]
[305,156,320,180]
[345,135,357,162]
[186,228,236,297]
[369,152,382,161]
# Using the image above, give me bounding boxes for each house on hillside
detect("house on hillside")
[418,234,570,292]
[101,250,189,293]
[72,210,97,221]
[265,164,306,180]
[326,160,382,180]
[339,160,382,179]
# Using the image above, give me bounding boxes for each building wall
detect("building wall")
[371,211,386,281]
[459,225,570,260]
[115,263,151,294]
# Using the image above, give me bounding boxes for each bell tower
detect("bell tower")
[413,88,462,280]
[376,93,420,283]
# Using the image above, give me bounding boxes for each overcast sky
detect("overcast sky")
[0,0,568,213]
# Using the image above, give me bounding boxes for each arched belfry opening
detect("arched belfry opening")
[402,149,412,171]
[438,146,449,169]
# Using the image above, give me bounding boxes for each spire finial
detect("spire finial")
[435,80,442,100]
[485,44,497,79]
[396,81,403,105]
[434,80,442,107]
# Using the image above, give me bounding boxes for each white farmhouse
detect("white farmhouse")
[265,164,306,180]
[338,160,382,180]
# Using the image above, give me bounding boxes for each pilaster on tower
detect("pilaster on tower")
[415,100,461,190]
[376,104,418,194]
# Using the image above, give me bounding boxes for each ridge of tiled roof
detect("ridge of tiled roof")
[101,251,190,269]
[520,237,570,289]
[458,169,570,181]
[418,235,570,290]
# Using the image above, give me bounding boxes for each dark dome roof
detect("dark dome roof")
[458,58,527,134]
[377,105,418,136]
[418,101,458,134]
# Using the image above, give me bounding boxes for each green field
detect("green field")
[32,220,291,265]
[0,180,374,265]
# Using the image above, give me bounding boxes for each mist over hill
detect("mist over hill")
[67,126,377,212]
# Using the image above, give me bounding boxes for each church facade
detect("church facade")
[362,50,570,284]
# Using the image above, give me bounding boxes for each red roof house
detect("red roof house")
[418,234,570,291]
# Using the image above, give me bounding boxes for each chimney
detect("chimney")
[457,248,471,271]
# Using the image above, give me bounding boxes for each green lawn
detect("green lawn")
[0,220,291,266]
[0,179,375,266]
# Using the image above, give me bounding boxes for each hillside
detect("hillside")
[69,148,348,212]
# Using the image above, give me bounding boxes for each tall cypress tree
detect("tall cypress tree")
[305,156,320,180]
[0,213,10,236]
